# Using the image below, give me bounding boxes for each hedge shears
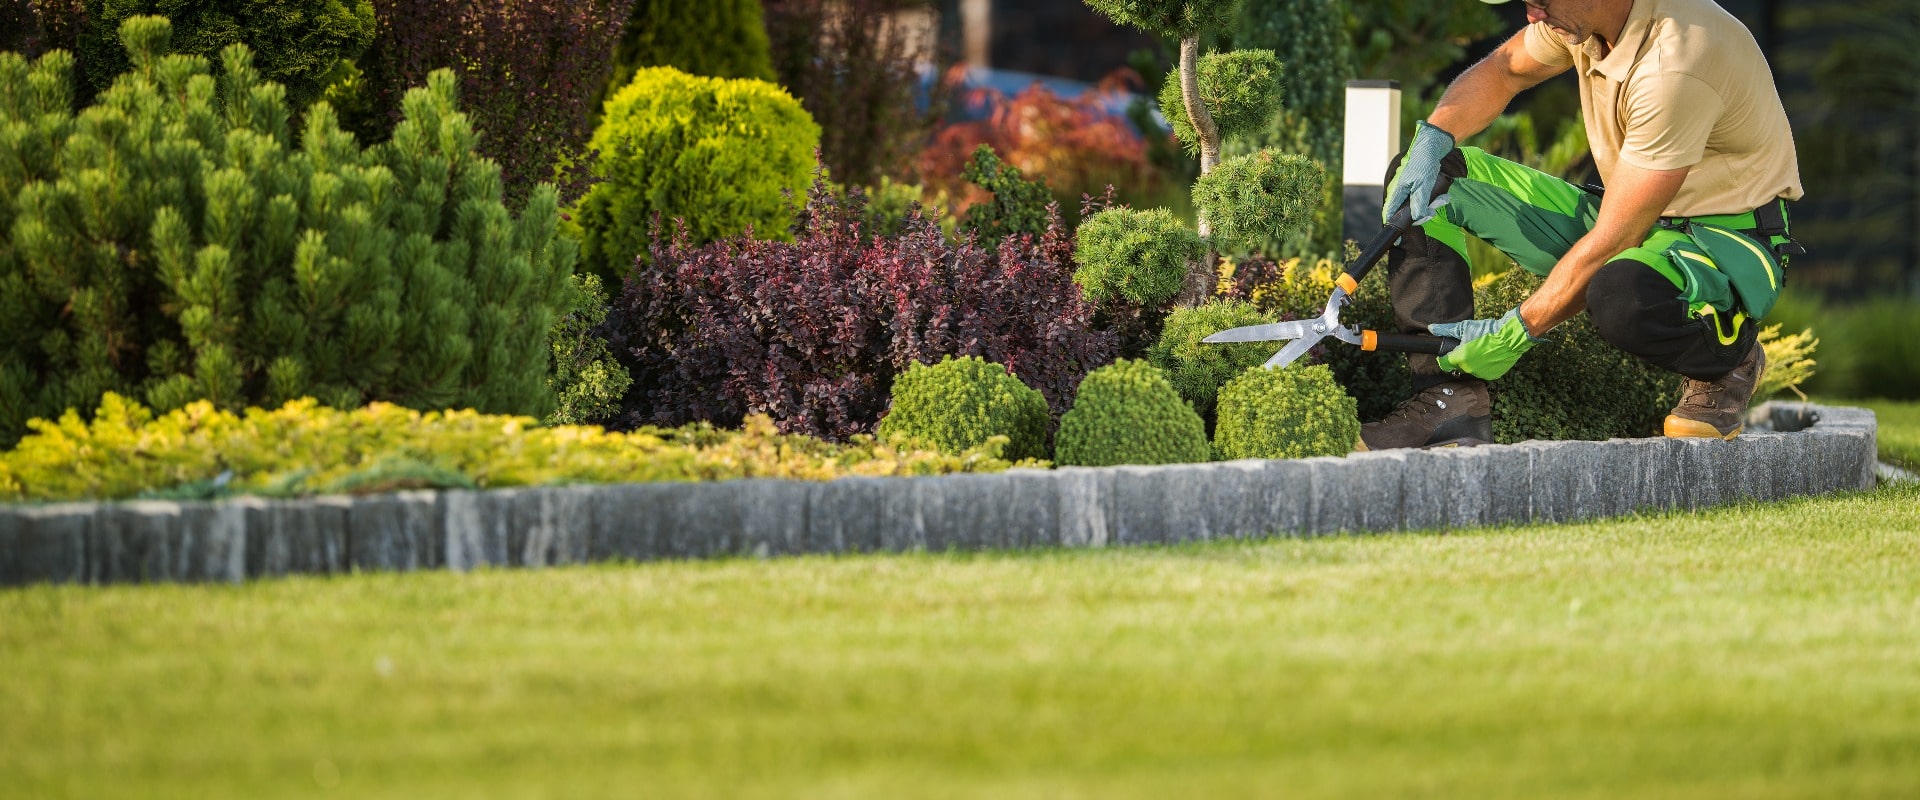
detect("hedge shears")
[1203,206,1459,369]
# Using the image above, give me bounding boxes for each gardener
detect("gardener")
[1359,0,1804,450]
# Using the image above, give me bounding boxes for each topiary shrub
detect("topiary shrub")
[604,177,1116,441]
[604,0,775,97]
[1074,207,1204,306]
[1157,49,1283,154]
[1213,363,1360,460]
[1475,269,1680,442]
[1146,299,1278,423]
[1232,254,1409,422]
[0,19,575,447]
[574,66,819,286]
[78,0,375,108]
[877,356,1050,462]
[1192,148,1324,254]
[1055,359,1210,466]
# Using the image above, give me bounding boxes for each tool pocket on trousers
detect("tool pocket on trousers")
[1662,237,1738,319]
[1685,222,1784,319]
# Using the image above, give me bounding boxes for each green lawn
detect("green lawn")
[1854,398,1920,470]
[5,481,1920,798]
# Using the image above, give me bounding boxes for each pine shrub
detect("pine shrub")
[1055,359,1210,467]
[1475,269,1679,442]
[1213,363,1359,460]
[878,356,1050,462]
[574,66,819,286]
[603,179,1116,441]
[605,0,775,95]
[1074,207,1204,306]
[1192,148,1324,254]
[1157,49,1283,154]
[0,394,1019,502]
[1147,300,1279,423]
[0,20,575,447]
[78,0,374,108]
[342,0,635,205]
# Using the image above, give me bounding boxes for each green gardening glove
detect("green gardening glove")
[1432,308,1546,380]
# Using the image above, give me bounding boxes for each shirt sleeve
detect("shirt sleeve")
[1617,73,1723,171]
[1523,23,1574,68]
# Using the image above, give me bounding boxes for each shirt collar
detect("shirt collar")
[1584,0,1654,82]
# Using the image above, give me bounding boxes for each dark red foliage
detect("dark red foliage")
[353,0,633,204]
[601,181,1118,440]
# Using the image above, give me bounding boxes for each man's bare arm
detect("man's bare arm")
[1427,30,1567,141]
[1519,162,1689,333]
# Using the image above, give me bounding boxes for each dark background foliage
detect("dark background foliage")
[77,0,375,108]
[601,180,1118,441]
[345,0,635,205]
[765,0,934,189]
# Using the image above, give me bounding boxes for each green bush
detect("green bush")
[1192,148,1324,254]
[1158,49,1283,154]
[960,145,1054,243]
[574,66,820,286]
[546,273,632,427]
[1213,363,1359,459]
[78,0,375,109]
[1147,299,1278,422]
[1055,359,1210,466]
[877,356,1050,462]
[0,19,575,448]
[1084,0,1238,38]
[0,394,1019,502]
[1241,255,1409,421]
[1074,207,1204,306]
[1475,269,1679,442]
[1226,0,1350,259]
[605,0,775,93]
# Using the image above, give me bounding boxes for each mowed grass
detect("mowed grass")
[4,481,1920,799]
[1855,398,1920,470]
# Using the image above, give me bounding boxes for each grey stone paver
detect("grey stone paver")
[0,402,1884,586]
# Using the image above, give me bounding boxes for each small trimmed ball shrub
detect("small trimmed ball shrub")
[1476,269,1680,442]
[1146,300,1279,422]
[1055,359,1210,467]
[1074,207,1203,306]
[1193,148,1324,254]
[1158,49,1283,153]
[1213,364,1359,460]
[574,66,820,285]
[877,356,1050,461]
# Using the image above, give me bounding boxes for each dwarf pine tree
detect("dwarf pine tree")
[0,16,575,446]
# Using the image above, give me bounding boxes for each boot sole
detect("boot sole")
[1663,414,1742,440]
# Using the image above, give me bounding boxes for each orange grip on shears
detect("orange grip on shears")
[1336,273,1359,295]
[1361,330,1378,351]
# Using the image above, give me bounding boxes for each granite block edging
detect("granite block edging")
[0,402,1880,586]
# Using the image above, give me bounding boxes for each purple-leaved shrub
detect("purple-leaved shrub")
[601,181,1119,440]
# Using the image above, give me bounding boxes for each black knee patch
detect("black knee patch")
[1586,259,1679,349]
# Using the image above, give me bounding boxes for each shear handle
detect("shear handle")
[1337,205,1416,295]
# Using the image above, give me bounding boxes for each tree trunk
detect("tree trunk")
[1175,35,1222,307]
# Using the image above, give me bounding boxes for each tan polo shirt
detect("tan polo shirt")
[1524,0,1803,217]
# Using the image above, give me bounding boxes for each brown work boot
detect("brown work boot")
[1664,341,1766,440]
[1357,379,1493,451]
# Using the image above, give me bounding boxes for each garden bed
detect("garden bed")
[0,402,1878,586]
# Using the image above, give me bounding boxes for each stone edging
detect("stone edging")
[0,403,1879,586]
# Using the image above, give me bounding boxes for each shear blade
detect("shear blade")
[1202,320,1321,343]
[1262,334,1320,370]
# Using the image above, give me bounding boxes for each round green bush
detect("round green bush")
[1193,148,1324,254]
[1055,359,1210,467]
[1158,49,1283,152]
[1476,269,1680,442]
[575,66,820,285]
[1147,299,1279,422]
[1084,0,1239,38]
[1213,364,1360,460]
[1073,207,1203,306]
[877,356,1050,462]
